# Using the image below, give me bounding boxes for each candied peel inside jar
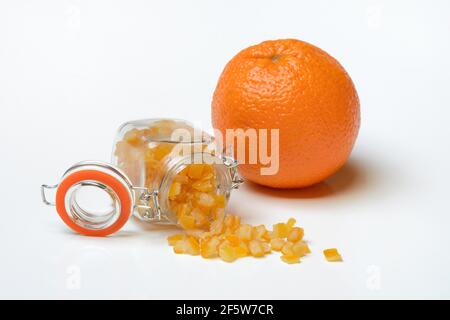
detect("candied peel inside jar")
[113,119,229,231]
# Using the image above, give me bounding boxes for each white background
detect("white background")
[1,0,450,299]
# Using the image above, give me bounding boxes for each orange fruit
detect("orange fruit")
[212,39,360,188]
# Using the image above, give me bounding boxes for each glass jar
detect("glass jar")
[41,119,243,237]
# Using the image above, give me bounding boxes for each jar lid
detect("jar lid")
[42,161,135,237]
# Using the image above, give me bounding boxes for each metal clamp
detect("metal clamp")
[41,184,58,206]
[222,155,244,190]
[222,155,238,168]
[231,175,244,189]
[132,187,162,221]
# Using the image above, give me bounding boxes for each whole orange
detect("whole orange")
[212,39,360,188]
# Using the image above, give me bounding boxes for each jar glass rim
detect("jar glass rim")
[157,152,232,225]
[117,118,215,144]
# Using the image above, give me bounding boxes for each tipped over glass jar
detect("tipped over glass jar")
[41,119,243,236]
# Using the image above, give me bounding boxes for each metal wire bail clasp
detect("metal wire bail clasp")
[222,155,244,190]
[132,186,162,221]
[41,184,58,206]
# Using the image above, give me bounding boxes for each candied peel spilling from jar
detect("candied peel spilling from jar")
[166,164,342,264]
[169,164,226,231]
[113,119,341,264]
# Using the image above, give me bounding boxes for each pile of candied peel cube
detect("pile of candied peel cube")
[168,215,342,264]
[164,158,342,264]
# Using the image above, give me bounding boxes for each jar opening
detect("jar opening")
[158,153,232,226]
[65,181,122,230]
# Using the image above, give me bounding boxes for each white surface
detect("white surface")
[1,0,450,299]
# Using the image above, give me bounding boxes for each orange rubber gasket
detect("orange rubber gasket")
[55,169,132,237]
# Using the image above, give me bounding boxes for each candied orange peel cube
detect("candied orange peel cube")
[224,215,240,232]
[248,240,266,257]
[168,182,182,200]
[287,227,304,242]
[185,236,200,256]
[192,180,214,192]
[178,215,196,230]
[286,218,296,228]
[209,218,224,235]
[173,239,187,254]
[272,223,288,238]
[167,234,185,246]
[292,241,311,257]
[252,225,268,240]
[225,234,240,247]
[218,242,238,263]
[187,164,205,179]
[281,241,294,256]
[281,254,301,264]
[323,248,343,262]
[235,242,250,258]
[270,238,285,252]
[237,224,253,241]
[200,237,221,259]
